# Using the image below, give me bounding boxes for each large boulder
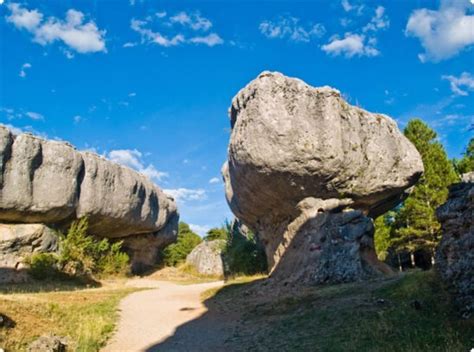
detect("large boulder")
[436,174,473,317]
[223,72,423,283]
[186,240,226,277]
[0,223,58,283]
[0,126,178,273]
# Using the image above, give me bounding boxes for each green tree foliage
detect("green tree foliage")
[204,227,228,241]
[223,221,267,275]
[29,217,129,279]
[453,138,474,175]
[374,212,395,261]
[161,222,202,266]
[390,119,458,255]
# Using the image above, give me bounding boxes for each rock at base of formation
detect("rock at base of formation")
[0,125,178,278]
[223,71,423,284]
[0,224,58,283]
[186,240,226,277]
[436,172,474,317]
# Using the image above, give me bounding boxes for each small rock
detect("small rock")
[27,334,67,352]
[0,313,15,329]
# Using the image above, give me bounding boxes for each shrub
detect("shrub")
[223,221,267,276]
[28,253,60,280]
[59,217,130,278]
[161,222,202,266]
[27,217,130,280]
[204,227,228,241]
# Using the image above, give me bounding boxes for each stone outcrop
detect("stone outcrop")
[0,224,58,283]
[223,72,423,284]
[0,126,178,274]
[186,240,226,277]
[436,173,473,316]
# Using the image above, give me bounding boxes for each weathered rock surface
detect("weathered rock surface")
[0,223,58,283]
[223,72,423,283]
[186,240,226,276]
[27,334,68,352]
[0,126,178,273]
[436,175,473,316]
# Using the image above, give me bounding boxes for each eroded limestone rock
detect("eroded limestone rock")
[186,240,226,277]
[0,126,179,274]
[0,223,58,283]
[436,175,474,316]
[223,72,423,283]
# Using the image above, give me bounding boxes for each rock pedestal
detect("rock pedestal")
[436,173,474,316]
[223,72,423,284]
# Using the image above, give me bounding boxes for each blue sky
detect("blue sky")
[1,0,473,235]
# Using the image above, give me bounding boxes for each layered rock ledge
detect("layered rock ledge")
[0,126,178,274]
[223,72,423,284]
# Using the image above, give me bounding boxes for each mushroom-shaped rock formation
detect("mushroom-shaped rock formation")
[223,72,423,284]
[0,126,178,274]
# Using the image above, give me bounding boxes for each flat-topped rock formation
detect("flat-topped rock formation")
[223,72,423,284]
[0,126,178,274]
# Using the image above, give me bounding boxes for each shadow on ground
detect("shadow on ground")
[0,267,100,294]
[145,271,473,352]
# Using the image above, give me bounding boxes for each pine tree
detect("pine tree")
[374,212,395,261]
[454,138,474,175]
[391,119,458,258]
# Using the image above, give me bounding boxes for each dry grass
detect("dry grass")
[148,264,223,285]
[0,281,139,351]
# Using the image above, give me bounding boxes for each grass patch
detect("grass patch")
[149,265,223,285]
[205,271,473,351]
[0,281,139,351]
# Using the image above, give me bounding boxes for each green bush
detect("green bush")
[27,217,129,280]
[28,253,60,280]
[223,221,267,276]
[161,222,202,266]
[204,227,228,241]
[59,217,129,278]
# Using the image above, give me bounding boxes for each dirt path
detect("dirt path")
[102,279,228,352]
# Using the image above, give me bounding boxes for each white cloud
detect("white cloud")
[322,6,388,58]
[6,3,106,55]
[341,0,364,14]
[130,10,223,48]
[107,149,168,182]
[189,33,224,46]
[259,16,325,42]
[19,62,32,78]
[128,92,137,97]
[209,177,220,184]
[442,72,474,96]
[170,11,212,31]
[163,188,206,203]
[322,33,379,57]
[123,42,137,48]
[362,6,389,32]
[405,0,474,62]
[189,224,211,237]
[25,111,44,120]
[6,3,42,30]
[73,115,82,123]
